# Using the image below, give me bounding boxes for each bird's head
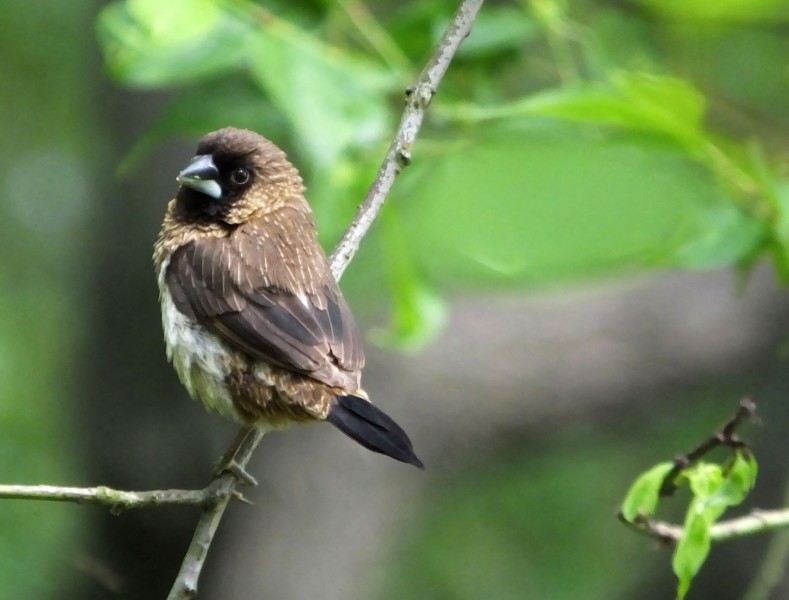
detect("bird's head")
[174,127,306,225]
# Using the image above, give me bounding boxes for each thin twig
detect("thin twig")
[0,484,209,512]
[660,397,757,497]
[619,508,789,546]
[330,0,485,281]
[619,398,776,549]
[167,433,264,600]
[169,1,485,598]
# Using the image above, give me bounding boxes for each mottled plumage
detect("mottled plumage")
[154,127,422,467]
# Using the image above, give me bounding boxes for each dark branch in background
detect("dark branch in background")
[619,397,769,545]
[659,397,757,497]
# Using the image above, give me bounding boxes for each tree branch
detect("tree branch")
[618,398,786,550]
[329,0,484,281]
[659,397,757,497]
[0,484,209,512]
[620,509,789,545]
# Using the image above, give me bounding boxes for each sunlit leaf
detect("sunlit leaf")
[97,0,249,87]
[621,462,675,522]
[670,455,757,598]
[514,73,706,147]
[717,450,758,506]
[638,0,789,22]
[673,511,712,600]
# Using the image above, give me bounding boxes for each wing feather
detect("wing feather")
[166,230,363,388]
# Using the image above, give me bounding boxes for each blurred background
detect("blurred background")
[2,0,789,599]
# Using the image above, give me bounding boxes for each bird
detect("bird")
[153,127,423,470]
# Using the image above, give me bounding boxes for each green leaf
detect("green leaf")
[246,13,395,168]
[399,126,758,287]
[97,0,249,88]
[620,462,675,522]
[660,201,765,269]
[670,456,757,598]
[764,181,789,279]
[520,73,705,147]
[685,463,724,502]
[718,450,758,507]
[638,0,789,23]
[442,73,707,149]
[673,510,712,600]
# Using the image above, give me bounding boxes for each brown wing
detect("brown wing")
[166,232,364,388]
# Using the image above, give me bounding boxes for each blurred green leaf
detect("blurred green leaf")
[246,8,396,168]
[720,450,758,504]
[398,126,760,288]
[674,510,711,600]
[686,464,724,509]
[456,6,537,58]
[460,73,707,148]
[670,455,757,598]
[660,201,765,269]
[638,0,789,22]
[620,462,674,522]
[97,0,249,87]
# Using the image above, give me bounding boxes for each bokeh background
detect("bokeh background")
[2,1,789,599]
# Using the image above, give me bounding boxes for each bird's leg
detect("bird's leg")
[213,427,258,486]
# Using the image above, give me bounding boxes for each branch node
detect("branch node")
[396,147,412,170]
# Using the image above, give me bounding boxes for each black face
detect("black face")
[174,151,255,224]
[172,127,289,225]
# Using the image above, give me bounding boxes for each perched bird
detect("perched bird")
[153,127,423,469]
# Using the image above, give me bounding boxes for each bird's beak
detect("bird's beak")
[176,154,222,199]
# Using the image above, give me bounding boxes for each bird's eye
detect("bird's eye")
[230,168,250,186]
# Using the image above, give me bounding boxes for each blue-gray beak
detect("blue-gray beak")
[176,154,222,199]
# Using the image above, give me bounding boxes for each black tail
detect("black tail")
[326,395,424,469]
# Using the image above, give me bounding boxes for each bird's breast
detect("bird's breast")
[158,261,244,422]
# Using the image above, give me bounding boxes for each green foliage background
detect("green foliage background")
[97,0,789,349]
[1,0,788,598]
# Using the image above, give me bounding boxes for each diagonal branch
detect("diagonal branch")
[329,0,484,281]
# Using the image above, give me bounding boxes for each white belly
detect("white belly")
[158,263,241,421]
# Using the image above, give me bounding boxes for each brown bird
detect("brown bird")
[153,127,423,469]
